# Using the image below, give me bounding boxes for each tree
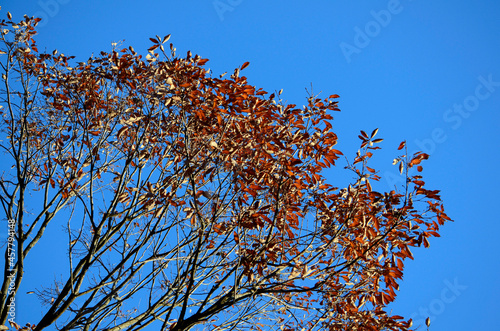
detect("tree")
[0,12,450,331]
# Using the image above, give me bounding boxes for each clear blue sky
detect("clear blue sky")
[3,0,500,329]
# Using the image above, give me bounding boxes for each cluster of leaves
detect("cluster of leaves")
[0,10,450,331]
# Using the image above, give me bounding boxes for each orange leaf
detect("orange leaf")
[148,44,159,52]
[397,258,404,270]
[366,180,372,192]
[240,61,250,70]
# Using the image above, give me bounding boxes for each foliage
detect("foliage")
[0,11,450,331]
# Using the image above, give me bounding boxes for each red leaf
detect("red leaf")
[398,141,406,150]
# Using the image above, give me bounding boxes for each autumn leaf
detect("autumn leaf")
[240,61,250,70]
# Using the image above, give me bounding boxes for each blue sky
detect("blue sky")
[3,0,500,329]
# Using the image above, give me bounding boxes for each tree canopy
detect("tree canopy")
[0,12,450,331]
